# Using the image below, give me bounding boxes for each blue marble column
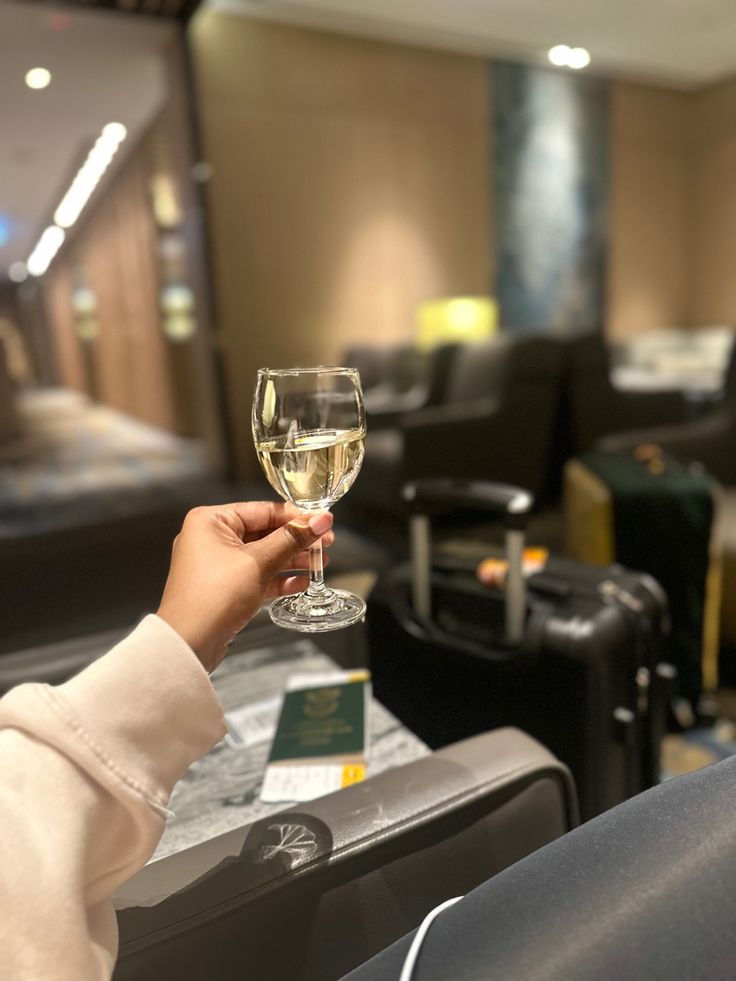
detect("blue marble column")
[493,61,608,332]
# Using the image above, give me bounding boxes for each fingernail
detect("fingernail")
[308,512,332,536]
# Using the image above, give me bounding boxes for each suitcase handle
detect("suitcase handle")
[403,479,534,529]
[403,479,533,645]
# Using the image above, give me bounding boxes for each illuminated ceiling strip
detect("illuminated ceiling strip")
[27,226,65,277]
[54,122,127,229]
[23,122,127,279]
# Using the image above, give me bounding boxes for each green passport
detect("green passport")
[268,680,366,763]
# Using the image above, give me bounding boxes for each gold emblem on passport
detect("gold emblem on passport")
[304,687,341,718]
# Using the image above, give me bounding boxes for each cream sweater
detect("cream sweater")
[0,614,227,981]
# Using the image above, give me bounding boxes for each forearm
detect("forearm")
[0,615,226,981]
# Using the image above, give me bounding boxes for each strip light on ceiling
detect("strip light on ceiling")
[54,122,127,229]
[27,226,65,277]
[23,121,127,279]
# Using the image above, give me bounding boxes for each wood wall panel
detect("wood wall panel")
[609,75,736,337]
[189,13,492,477]
[690,76,736,326]
[607,82,693,340]
[46,129,178,432]
[45,264,88,395]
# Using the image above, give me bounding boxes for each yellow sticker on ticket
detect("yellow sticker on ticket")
[341,764,366,788]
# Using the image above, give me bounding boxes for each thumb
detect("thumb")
[252,510,333,578]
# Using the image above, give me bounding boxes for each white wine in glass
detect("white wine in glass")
[252,366,367,632]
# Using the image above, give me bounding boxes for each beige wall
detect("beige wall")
[190,11,736,476]
[690,76,736,325]
[608,75,736,338]
[189,13,492,476]
[607,82,693,341]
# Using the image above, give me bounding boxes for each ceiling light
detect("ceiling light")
[568,47,591,70]
[102,121,127,143]
[53,121,127,229]
[25,67,52,90]
[8,261,28,283]
[548,44,591,70]
[548,45,571,67]
[27,226,65,277]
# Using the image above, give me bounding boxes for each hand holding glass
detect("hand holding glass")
[252,366,366,632]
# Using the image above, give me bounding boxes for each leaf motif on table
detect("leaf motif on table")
[258,823,318,866]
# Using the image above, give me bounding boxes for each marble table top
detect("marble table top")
[151,635,429,863]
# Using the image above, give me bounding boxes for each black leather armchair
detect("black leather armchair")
[564,330,697,455]
[341,345,397,393]
[362,343,459,429]
[113,729,576,981]
[350,334,566,518]
[595,338,736,480]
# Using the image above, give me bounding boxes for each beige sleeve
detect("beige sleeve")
[0,614,227,981]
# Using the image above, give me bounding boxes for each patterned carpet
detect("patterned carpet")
[0,387,211,534]
[662,716,736,779]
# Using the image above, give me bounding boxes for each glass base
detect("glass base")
[268,588,367,633]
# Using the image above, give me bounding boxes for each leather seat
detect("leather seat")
[362,343,459,429]
[564,330,696,455]
[341,345,397,393]
[349,334,566,518]
[113,729,576,981]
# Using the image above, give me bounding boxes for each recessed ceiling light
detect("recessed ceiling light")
[548,45,591,70]
[568,47,591,70]
[548,45,571,67]
[8,261,28,284]
[25,67,52,90]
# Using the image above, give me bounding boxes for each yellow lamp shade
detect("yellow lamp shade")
[417,296,498,351]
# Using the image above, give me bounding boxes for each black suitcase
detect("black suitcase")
[367,479,675,820]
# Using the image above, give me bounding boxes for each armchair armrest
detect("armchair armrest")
[597,411,736,484]
[399,397,497,431]
[114,728,576,981]
[608,386,692,424]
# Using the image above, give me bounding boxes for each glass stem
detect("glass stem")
[307,537,327,598]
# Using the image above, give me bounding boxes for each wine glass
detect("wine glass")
[252,366,367,632]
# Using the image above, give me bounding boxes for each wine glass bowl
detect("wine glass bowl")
[252,366,367,632]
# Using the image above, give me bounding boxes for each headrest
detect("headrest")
[444,334,564,403]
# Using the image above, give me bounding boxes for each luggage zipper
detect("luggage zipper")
[598,579,644,614]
